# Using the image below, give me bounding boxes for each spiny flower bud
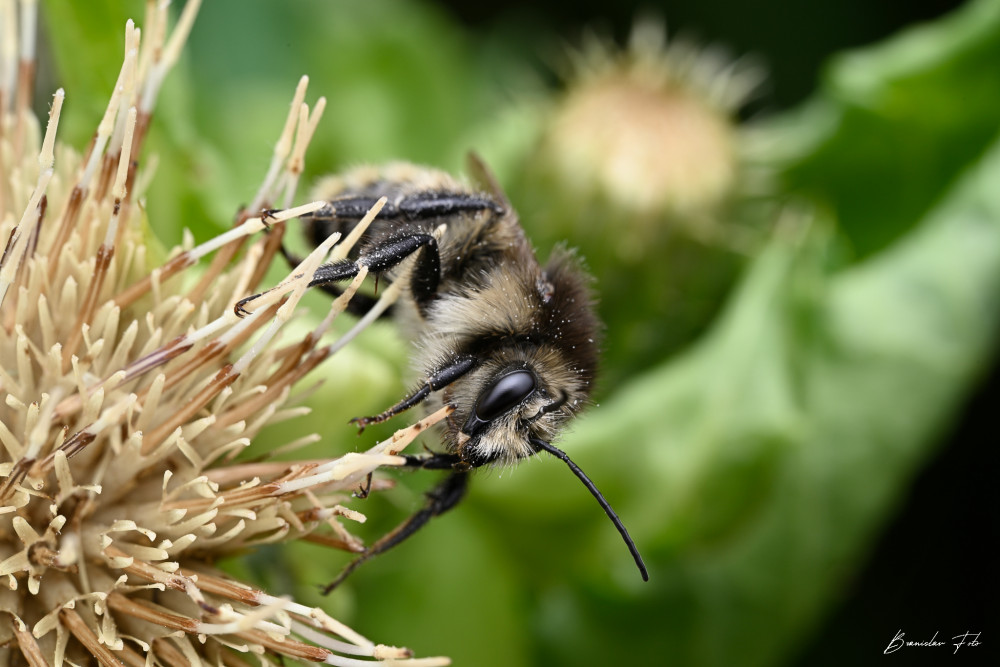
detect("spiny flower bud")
[516,19,768,378]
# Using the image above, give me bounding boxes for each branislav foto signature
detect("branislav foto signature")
[884,630,982,655]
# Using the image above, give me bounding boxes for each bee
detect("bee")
[240,157,647,590]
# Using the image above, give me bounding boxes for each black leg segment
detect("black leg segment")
[306,232,441,314]
[322,471,469,594]
[361,233,440,309]
[280,241,387,317]
[397,193,504,219]
[320,192,502,223]
[401,451,464,470]
[351,355,477,431]
[308,258,362,288]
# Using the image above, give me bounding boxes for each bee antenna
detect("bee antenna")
[530,438,649,581]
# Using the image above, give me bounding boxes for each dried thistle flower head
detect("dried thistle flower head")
[539,19,765,229]
[1,3,448,664]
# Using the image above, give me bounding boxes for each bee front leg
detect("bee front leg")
[350,356,477,431]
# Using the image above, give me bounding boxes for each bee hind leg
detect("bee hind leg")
[396,193,504,219]
[321,470,469,594]
[323,193,502,222]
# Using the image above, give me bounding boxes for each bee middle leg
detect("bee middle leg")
[237,229,440,317]
[307,232,441,313]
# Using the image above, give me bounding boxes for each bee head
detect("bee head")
[446,357,649,582]
[426,247,600,468]
[445,351,585,468]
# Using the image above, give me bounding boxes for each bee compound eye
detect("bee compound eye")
[475,370,536,422]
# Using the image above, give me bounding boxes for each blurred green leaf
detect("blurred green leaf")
[779,0,1000,258]
[493,131,1000,666]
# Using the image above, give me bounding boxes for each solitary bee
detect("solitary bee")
[241,158,647,590]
